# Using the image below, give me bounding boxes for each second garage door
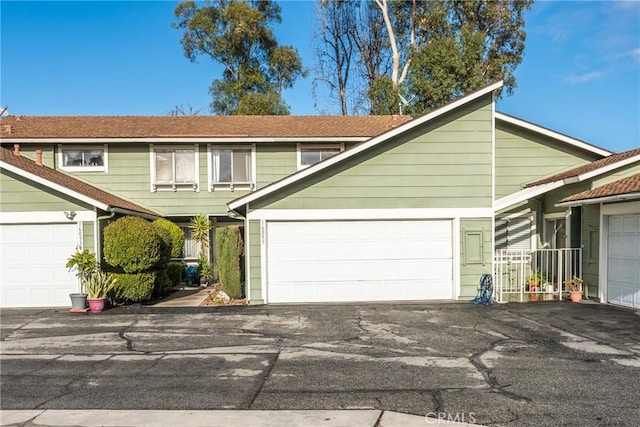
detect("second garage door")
[607,214,640,309]
[0,223,79,308]
[266,220,453,303]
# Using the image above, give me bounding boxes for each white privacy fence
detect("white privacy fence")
[494,249,582,302]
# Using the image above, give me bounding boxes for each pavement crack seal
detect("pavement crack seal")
[469,339,532,404]
[248,351,280,410]
[117,320,138,352]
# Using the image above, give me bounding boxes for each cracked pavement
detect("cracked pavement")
[1,302,640,426]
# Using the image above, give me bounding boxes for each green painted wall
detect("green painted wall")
[460,218,493,298]
[592,162,639,187]
[581,204,600,299]
[2,144,56,167]
[256,144,297,188]
[495,123,601,199]
[1,169,90,212]
[247,220,263,304]
[251,95,494,210]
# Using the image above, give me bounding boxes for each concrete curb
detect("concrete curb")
[0,410,483,427]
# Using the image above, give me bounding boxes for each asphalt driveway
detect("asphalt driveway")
[1,301,639,426]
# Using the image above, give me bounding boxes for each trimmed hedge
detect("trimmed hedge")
[111,272,157,302]
[216,226,244,299]
[152,223,173,267]
[167,263,184,287]
[153,269,173,298]
[153,218,185,258]
[104,216,163,273]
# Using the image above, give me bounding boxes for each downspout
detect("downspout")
[95,210,116,267]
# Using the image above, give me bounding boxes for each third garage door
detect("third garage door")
[266,220,453,303]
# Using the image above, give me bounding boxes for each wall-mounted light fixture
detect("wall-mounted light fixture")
[64,210,77,220]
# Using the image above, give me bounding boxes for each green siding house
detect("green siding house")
[2,81,638,309]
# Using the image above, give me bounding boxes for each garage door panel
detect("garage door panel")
[267,220,453,303]
[608,213,640,309]
[1,223,79,308]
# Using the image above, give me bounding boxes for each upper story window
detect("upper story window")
[58,145,107,172]
[150,144,199,192]
[208,144,256,191]
[297,144,344,170]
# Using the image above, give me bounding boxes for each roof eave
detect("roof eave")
[556,192,640,207]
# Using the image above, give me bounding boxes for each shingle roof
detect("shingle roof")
[0,147,159,216]
[0,115,413,139]
[560,173,640,203]
[526,148,640,187]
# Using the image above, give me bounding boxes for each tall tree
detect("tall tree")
[173,0,305,115]
[314,0,533,115]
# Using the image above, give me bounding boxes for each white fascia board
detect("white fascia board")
[230,81,504,212]
[246,208,493,221]
[0,210,96,224]
[495,112,612,157]
[0,160,111,211]
[556,193,640,208]
[494,181,565,212]
[1,136,369,144]
[576,155,640,182]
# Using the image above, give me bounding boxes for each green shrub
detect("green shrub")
[103,216,163,273]
[152,222,173,267]
[167,263,184,287]
[216,226,244,299]
[111,272,157,302]
[153,218,185,258]
[153,269,173,298]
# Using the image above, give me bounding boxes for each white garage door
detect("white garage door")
[0,223,80,308]
[266,220,453,303]
[608,214,640,309]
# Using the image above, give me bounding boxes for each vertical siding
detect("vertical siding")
[1,170,90,212]
[460,218,493,298]
[495,124,600,199]
[248,220,263,304]
[254,95,494,210]
[581,204,600,299]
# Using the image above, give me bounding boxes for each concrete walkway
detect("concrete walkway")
[1,410,481,426]
[153,286,209,307]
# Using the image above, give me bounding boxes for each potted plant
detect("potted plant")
[528,270,546,301]
[66,249,97,310]
[564,276,584,302]
[84,270,117,313]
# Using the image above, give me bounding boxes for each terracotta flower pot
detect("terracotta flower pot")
[88,298,106,313]
[569,290,582,303]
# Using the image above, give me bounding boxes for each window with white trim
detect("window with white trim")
[58,145,107,172]
[208,144,255,191]
[297,144,344,170]
[150,145,199,192]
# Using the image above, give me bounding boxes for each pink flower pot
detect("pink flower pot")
[88,298,106,313]
[569,291,582,303]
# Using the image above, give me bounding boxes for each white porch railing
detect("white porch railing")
[494,249,582,303]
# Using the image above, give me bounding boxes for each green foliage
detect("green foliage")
[167,263,185,287]
[66,249,98,288]
[313,0,532,114]
[153,218,185,258]
[188,214,212,256]
[152,222,173,266]
[103,216,164,273]
[153,269,174,298]
[84,270,117,299]
[216,226,244,299]
[111,272,157,302]
[173,0,305,115]
[198,254,214,284]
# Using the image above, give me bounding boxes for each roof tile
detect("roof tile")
[560,173,640,203]
[0,115,413,139]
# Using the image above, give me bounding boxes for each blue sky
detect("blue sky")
[1,1,638,153]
